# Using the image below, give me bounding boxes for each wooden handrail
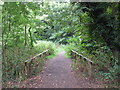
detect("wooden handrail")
[71,50,93,63]
[23,49,49,77]
[5,49,50,80]
[71,50,93,77]
[25,49,49,62]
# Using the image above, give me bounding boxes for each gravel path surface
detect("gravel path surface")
[25,51,103,88]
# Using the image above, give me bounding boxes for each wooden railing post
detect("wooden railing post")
[71,50,72,58]
[24,62,27,76]
[88,61,92,77]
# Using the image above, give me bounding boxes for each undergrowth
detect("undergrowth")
[2,41,56,88]
[65,44,119,88]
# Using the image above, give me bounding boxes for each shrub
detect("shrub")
[2,40,55,87]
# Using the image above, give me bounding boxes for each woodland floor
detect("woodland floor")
[16,51,103,88]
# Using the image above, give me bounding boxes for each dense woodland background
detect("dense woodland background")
[2,2,120,88]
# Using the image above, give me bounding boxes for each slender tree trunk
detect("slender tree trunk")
[2,12,4,60]
[2,6,4,55]
[24,25,27,47]
[28,27,33,48]
[4,15,11,49]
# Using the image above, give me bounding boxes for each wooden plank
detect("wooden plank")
[25,49,49,62]
[71,50,93,63]
[88,61,92,77]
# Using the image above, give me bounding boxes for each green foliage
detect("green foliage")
[2,41,55,87]
[65,2,120,86]
[34,41,56,55]
[2,1,120,88]
[2,2,40,48]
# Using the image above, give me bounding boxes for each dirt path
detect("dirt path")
[24,51,103,88]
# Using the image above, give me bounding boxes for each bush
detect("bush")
[65,43,119,86]
[2,40,55,87]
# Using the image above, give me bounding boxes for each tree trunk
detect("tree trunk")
[24,25,27,47]
[28,27,33,48]
[4,15,11,49]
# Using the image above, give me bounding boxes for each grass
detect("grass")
[55,44,65,54]
[64,52,71,58]
[46,44,66,59]
[46,54,56,59]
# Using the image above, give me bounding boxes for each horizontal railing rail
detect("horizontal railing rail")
[71,50,93,63]
[25,49,49,62]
